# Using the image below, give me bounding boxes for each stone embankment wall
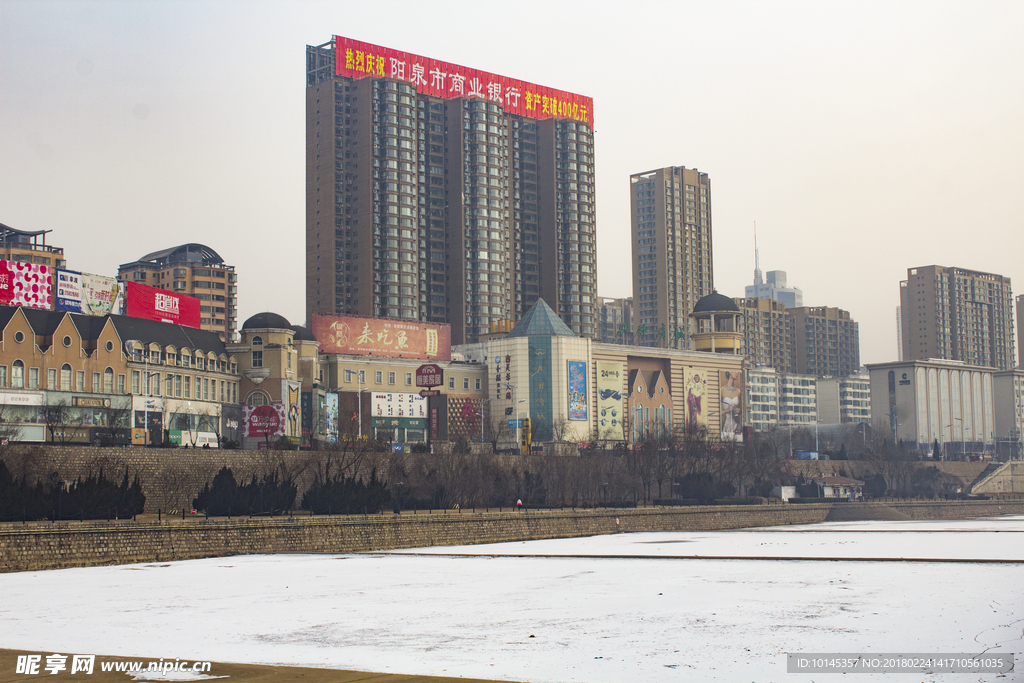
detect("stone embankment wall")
[2,444,997,515]
[3,500,1023,574]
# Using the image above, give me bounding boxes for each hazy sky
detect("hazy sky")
[2,0,1022,365]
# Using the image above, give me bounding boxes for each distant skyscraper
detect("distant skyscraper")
[630,166,713,347]
[790,306,860,378]
[899,265,1016,370]
[306,36,596,344]
[746,270,803,309]
[596,296,632,343]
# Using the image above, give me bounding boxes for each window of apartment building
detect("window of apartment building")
[389,371,396,385]
[61,365,72,392]
[475,378,481,390]
[405,372,412,386]
[11,360,24,388]
[118,374,125,394]
[29,367,38,389]
[76,370,85,392]
[184,376,191,399]
[165,374,173,396]
[47,368,56,390]
[103,368,113,393]
[251,335,263,368]
[203,378,209,401]
[92,372,100,393]
[0,366,6,387]
[132,370,140,394]
[175,375,182,397]
[449,375,455,389]
[463,377,469,390]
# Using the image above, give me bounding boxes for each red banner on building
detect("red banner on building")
[244,405,286,438]
[334,36,594,128]
[312,314,451,361]
[123,281,201,328]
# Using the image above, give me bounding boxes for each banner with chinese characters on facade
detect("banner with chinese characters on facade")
[684,368,708,432]
[567,360,588,421]
[596,362,624,440]
[311,314,451,361]
[371,392,427,419]
[0,260,52,310]
[335,36,594,129]
[123,281,201,328]
[56,269,124,316]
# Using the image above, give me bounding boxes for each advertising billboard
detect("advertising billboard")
[371,392,427,419]
[596,362,624,440]
[0,260,52,310]
[685,368,708,432]
[312,314,451,361]
[720,369,744,442]
[123,281,201,328]
[335,36,594,129]
[55,269,124,316]
[243,404,286,439]
[567,360,588,421]
[325,392,338,443]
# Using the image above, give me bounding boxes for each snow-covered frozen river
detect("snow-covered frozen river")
[1,516,1021,682]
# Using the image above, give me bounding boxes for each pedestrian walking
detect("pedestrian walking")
[516,498,522,511]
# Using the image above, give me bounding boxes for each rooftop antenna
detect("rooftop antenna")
[753,221,763,285]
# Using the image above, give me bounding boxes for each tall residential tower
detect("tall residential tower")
[899,265,1015,370]
[629,166,713,347]
[306,37,596,344]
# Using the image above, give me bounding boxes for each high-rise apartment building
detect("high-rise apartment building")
[1016,295,1023,370]
[596,296,632,343]
[735,297,793,372]
[118,244,238,341]
[630,166,712,347]
[790,306,860,378]
[305,37,596,344]
[899,266,1015,370]
[817,372,871,424]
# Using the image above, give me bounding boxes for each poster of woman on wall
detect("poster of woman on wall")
[720,369,743,441]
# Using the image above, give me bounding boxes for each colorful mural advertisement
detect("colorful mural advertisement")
[55,269,124,315]
[596,362,624,440]
[325,392,338,443]
[719,369,744,442]
[685,368,708,432]
[528,337,553,442]
[289,385,302,438]
[0,260,52,310]
[311,314,451,361]
[567,360,588,421]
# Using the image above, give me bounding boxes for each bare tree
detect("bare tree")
[42,399,84,444]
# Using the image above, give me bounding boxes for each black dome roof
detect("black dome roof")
[289,324,316,341]
[242,312,292,330]
[692,291,739,313]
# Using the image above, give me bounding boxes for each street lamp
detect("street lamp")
[346,369,370,442]
[476,398,494,443]
[953,417,965,460]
